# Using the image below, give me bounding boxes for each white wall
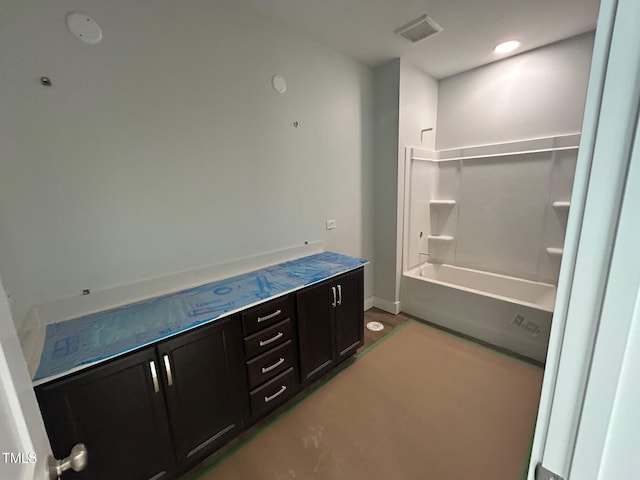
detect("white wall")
[0,0,375,326]
[399,61,439,151]
[437,32,595,149]
[397,61,439,301]
[0,277,51,480]
[372,60,400,308]
[373,59,438,310]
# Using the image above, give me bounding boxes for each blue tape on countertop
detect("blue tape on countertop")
[34,252,367,382]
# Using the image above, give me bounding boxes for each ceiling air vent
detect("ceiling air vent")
[395,14,443,43]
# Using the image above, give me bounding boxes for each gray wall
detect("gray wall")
[437,32,595,149]
[0,0,375,325]
[372,60,400,306]
[397,61,439,301]
[373,59,439,308]
[399,61,439,152]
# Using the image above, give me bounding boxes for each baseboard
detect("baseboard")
[364,297,375,311]
[372,297,401,315]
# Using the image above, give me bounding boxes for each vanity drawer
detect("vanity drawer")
[246,340,295,390]
[242,295,294,335]
[249,367,296,418]
[243,318,293,359]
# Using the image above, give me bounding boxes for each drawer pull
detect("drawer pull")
[337,284,342,306]
[264,385,287,403]
[163,354,174,387]
[331,287,337,307]
[257,309,282,323]
[262,357,285,374]
[259,331,284,347]
[149,361,160,393]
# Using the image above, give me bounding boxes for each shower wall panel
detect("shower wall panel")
[456,153,552,280]
[404,139,578,285]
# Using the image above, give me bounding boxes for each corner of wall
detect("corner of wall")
[364,296,375,311]
[372,59,401,304]
[372,297,402,315]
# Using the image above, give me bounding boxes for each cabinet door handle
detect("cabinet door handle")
[257,309,282,323]
[261,357,285,374]
[149,360,160,393]
[163,354,174,387]
[337,284,342,306]
[331,287,337,307]
[259,331,284,347]
[264,385,287,403]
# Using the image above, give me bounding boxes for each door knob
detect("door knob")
[48,443,88,479]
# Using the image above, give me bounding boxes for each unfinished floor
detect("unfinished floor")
[181,309,543,480]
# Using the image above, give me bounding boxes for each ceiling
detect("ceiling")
[238,0,601,79]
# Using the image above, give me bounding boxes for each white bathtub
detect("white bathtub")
[401,264,556,362]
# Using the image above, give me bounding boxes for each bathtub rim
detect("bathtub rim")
[403,264,556,313]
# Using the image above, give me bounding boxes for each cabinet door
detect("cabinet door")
[297,279,335,383]
[35,347,176,480]
[334,268,364,361]
[158,316,246,463]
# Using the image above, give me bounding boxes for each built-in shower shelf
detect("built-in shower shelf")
[546,247,564,257]
[552,201,571,210]
[430,200,456,206]
[428,235,454,242]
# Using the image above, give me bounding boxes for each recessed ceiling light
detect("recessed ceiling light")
[494,40,520,54]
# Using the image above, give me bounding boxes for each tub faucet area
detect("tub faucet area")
[418,252,430,275]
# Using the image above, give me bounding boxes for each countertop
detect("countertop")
[33,251,367,385]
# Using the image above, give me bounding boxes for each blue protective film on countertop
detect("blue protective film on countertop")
[34,252,367,382]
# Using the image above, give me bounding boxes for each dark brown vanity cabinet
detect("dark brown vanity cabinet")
[35,315,246,480]
[241,295,300,420]
[297,268,364,385]
[34,267,364,479]
[35,347,177,480]
[158,316,246,463]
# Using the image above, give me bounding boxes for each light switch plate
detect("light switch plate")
[326,219,337,230]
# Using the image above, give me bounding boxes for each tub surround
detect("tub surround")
[404,134,579,284]
[28,252,367,385]
[399,134,577,362]
[402,265,554,362]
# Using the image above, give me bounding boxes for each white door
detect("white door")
[0,277,52,480]
[527,0,640,477]
[570,84,640,479]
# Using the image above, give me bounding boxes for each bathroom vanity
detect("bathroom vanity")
[31,252,365,480]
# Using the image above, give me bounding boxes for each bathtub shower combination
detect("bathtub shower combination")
[401,135,578,362]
